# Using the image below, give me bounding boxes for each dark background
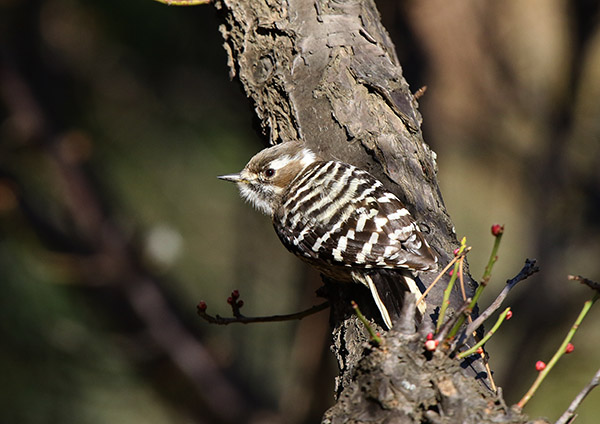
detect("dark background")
[1,0,599,423]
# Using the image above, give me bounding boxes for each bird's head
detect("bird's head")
[218,142,318,216]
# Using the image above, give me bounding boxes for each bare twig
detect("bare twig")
[227,290,244,317]
[458,258,467,301]
[555,367,600,424]
[416,247,470,306]
[457,307,511,359]
[568,274,600,293]
[517,291,600,409]
[435,298,472,345]
[437,237,468,332]
[463,259,539,338]
[197,301,329,325]
[414,85,427,100]
[446,228,504,341]
[153,0,210,5]
[437,257,462,332]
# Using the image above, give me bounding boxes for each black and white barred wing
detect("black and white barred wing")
[330,193,437,271]
[275,161,437,271]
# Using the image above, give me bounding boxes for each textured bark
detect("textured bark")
[214,0,538,422]
[323,327,531,424]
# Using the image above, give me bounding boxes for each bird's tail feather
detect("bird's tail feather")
[351,270,425,330]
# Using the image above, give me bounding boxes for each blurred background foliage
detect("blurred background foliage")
[1,0,599,423]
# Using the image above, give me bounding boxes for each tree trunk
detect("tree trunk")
[213,0,541,422]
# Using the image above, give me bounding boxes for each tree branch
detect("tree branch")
[197,301,329,325]
[555,367,600,424]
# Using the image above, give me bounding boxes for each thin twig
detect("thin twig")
[153,0,210,5]
[417,252,462,306]
[457,307,511,359]
[197,301,329,325]
[458,258,467,300]
[568,274,600,293]
[436,298,472,345]
[437,258,462,332]
[446,230,503,341]
[414,85,427,100]
[517,292,600,409]
[484,356,498,392]
[555,367,600,424]
[463,259,539,338]
[482,226,503,282]
[437,238,467,332]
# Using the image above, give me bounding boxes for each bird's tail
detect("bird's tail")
[351,270,426,330]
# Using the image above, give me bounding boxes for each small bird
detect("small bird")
[219,142,437,329]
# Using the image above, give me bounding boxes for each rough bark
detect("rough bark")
[213,0,538,422]
[323,327,530,424]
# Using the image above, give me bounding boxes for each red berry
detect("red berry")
[491,224,504,236]
[565,343,574,354]
[426,333,434,341]
[227,296,233,304]
[197,301,207,311]
[232,290,240,299]
[535,361,546,371]
[236,300,244,308]
[476,347,484,355]
[506,310,513,320]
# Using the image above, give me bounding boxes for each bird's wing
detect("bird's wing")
[275,165,437,271]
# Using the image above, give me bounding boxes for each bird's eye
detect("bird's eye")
[264,168,276,178]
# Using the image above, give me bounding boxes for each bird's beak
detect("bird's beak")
[218,173,244,183]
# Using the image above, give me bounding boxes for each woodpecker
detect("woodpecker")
[219,142,438,329]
